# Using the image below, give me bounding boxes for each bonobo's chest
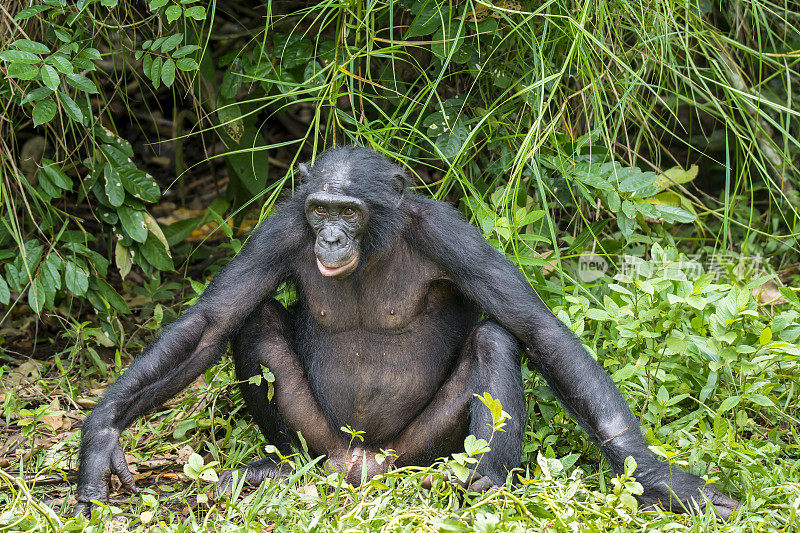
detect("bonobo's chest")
[295,239,449,331]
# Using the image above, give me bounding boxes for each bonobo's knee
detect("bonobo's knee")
[470,321,521,366]
[237,299,293,340]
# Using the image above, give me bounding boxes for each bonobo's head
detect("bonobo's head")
[297,146,408,279]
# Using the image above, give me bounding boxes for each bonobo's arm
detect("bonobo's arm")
[406,196,738,518]
[75,205,306,514]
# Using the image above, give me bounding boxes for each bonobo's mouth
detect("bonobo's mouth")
[316,255,359,277]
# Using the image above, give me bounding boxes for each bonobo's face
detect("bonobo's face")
[305,191,369,278]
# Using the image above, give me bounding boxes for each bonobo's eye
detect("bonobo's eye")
[314,205,327,216]
[342,207,357,219]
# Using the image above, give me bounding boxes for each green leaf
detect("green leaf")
[47,54,74,75]
[150,56,163,88]
[176,57,198,71]
[41,64,60,90]
[14,5,50,21]
[103,164,125,206]
[0,49,41,64]
[66,73,99,93]
[40,159,72,190]
[120,168,160,202]
[59,90,85,123]
[64,261,89,296]
[165,4,182,23]
[149,0,168,9]
[718,396,741,413]
[32,98,57,126]
[759,326,772,345]
[115,241,132,279]
[653,204,696,223]
[618,170,656,193]
[184,6,206,20]
[7,63,39,80]
[161,58,176,87]
[406,1,448,38]
[13,39,50,54]
[79,47,102,60]
[173,45,200,58]
[0,276,10,305]
[161,33,183,52]
[28,277,46,314]
[119,206,148,243]
[95,278,130,314]
[139,233,174,271]
[21,86,53,103]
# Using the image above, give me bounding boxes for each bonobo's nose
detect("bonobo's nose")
[320,227,345,250]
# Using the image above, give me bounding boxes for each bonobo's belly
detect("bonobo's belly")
[294,286,475,445]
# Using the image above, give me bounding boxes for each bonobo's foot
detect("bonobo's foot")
[325,447,394,486]
[216,456,292,495]
[421,469,496,493]
[640,469,739,520]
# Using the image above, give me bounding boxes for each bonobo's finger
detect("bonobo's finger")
[110,444,137,493]
[702,485,740,521]
[73,501,94,518]
[422,470,496,493]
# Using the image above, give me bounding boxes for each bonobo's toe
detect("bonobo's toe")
[73,501,94,518]
[216,457,290,496]
[702,485,739,520]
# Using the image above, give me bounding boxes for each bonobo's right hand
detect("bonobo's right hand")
[74,424,137,517]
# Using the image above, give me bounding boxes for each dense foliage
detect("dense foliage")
[0,0,798,530]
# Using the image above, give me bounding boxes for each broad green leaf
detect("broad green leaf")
[150,0,168,9]
[47,54,74,75]
[759,326,772,345]
[184,6,206,20]
[165,4,182,23]
[161,58,176,87]
[119,206,148,243]
[21,86,53,103]
[32,98,57,126]
[406,1,447,38]
[120,168,160,202]
[104,164,125,206]
[41,64,60,90]
[95,279,130,314]
[0,49,40,63]
[173,45,200,58]
[618,170,656,193]
[653,204,696,223]
[115,241,132,279]
[718,396,741,413]
[150,56,163,88]
[59,90,85,123]
[14,5,50,21]
[176,57,198,71]
[160,33,183,53]
[66,73,99,93]
[64,261,89,296]
[139,233,174,271]
[101,143,132,167]
[14,39,50,54]
[40,159,72,189]
[79,48,102,60]
[42,255,62,291]
[655,164,699,189]
[28,277,46,314]
[0,276,10,305]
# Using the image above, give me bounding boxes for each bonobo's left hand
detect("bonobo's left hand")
[325,447,395,486]
[74,428,136,517]
[641,469,739,520]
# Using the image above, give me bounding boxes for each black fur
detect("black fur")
[75,146,738,519]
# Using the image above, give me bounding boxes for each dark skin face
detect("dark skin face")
[304,191,368,278]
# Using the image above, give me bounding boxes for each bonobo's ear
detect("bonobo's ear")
[297,163,310,182]
[393,171,409,196]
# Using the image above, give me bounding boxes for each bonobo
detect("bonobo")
[75,146,738,518]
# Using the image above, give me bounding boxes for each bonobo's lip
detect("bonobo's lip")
[316,255,358,277]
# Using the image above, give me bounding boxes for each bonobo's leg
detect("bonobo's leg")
[220,299,346,489]
[390,320,525,491]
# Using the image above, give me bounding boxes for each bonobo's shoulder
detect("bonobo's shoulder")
[403,194,463,222]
